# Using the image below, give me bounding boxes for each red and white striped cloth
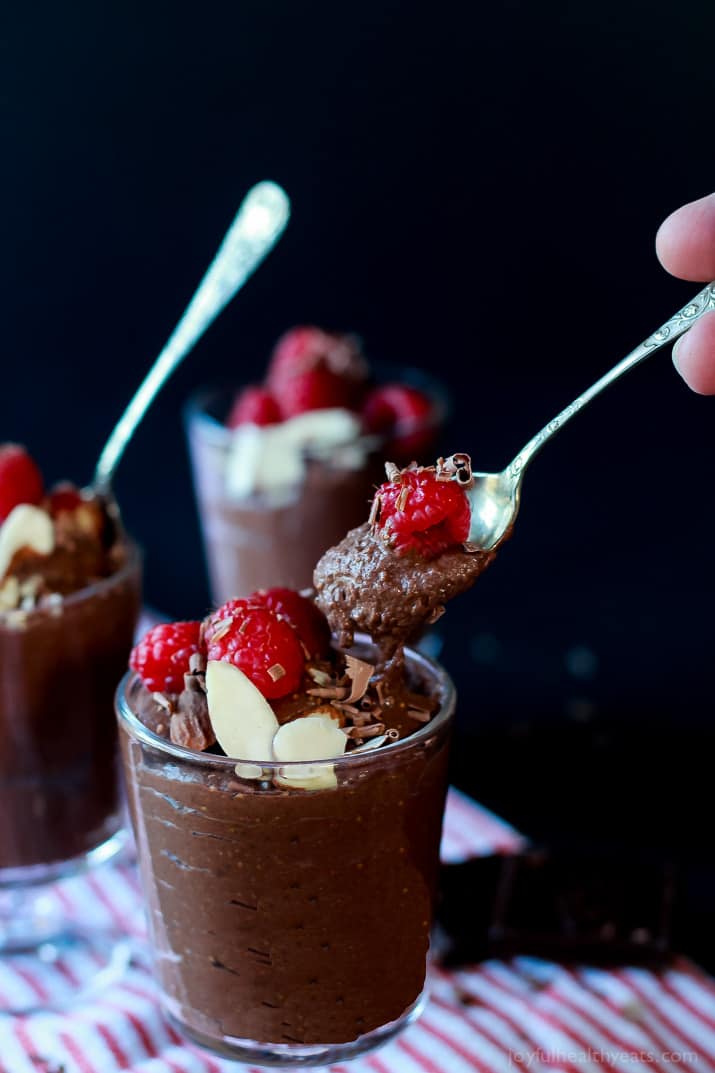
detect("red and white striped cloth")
[3,791,714,1073]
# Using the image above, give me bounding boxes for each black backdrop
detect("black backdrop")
[3,0,715,903]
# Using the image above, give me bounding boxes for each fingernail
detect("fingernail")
[672,335,684,374]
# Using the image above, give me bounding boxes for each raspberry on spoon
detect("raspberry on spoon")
[370,458,472,559]
[0,444,44,523]
[130,621,203,694]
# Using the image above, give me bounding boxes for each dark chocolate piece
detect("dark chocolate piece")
[438,847,677,968]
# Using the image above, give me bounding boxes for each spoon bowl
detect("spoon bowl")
[466,469,521,549]
[466,280,715,550]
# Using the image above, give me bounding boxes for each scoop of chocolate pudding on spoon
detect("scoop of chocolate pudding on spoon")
[313,453,495,695]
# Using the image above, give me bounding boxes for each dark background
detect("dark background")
[2,0,714,900]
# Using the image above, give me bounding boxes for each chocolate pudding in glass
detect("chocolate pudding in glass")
[118,642,453,1065]
[184,326,444,601]
[0,445,141,1010]
[118,454,494,1065]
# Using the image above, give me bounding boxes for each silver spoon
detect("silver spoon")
[93,180,290,492]
[466,280,715,549]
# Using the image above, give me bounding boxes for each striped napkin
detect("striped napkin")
[2,790,714,1073]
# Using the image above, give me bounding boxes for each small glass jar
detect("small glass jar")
[0,545,142,1011]
[117,643,454,1067]
[184,372,447,602]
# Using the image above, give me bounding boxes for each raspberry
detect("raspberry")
[251,587,331,659]
[0,444,44,523]
[268,326,343,379]
[371,464,471,559]
[203,598,255,646]
[273,367,353,417]
[267,326,367,418]
[47,483,84,516]
[206,604,304,699]
[226,385,281,428]
[362,384,437,461]
[130,621,203,694]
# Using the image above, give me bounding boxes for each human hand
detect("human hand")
[656,192,715,394]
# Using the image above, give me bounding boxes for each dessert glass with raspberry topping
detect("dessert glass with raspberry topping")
[117,454,491,1065]
[184,325,446,602]
[0,444,141,1010]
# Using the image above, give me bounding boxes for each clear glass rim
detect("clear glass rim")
[116,641,455,772]
[182,364,451,451]
[0,540,141,625]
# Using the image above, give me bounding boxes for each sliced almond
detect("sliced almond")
[0,575,20,611]
[205,660,278,763]
[273,712,347,790]
[351,733,390,752]
[234,762,265,780]
[225,410,363,500]
[0,505,54,581]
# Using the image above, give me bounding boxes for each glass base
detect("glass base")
[0,826,129,890]
[0,928,132,1015]
[165,988,427,1067]
[0,828,132,1014]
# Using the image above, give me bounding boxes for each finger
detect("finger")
[672,310,715,394]
[655,192,715,281]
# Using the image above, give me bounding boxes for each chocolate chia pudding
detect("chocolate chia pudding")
[185,326,443,601]
[0,445,141,879]
[118,453,490,1065]
[119,642,452,1061]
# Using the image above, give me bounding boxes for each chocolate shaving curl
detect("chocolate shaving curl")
[209,616,233,643]
[346,710,373,727]
[406,708,431,723]
[368,494,382,528]
[306,685,349,699]
[332,701,361,717]
[189,651,207,675]
[344,654,375,703]
[346,722,386,740]
[152,692,174,713]
[436,453,473,487]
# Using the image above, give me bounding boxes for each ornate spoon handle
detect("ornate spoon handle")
[507,280,715,478]
[94,181,290,489]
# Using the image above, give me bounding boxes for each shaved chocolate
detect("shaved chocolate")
[345,722,386,739]
[306,684,349,699]
[343,654,374,703]
[406,708,431,723]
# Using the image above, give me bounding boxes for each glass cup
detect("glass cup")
[184,373,446,602]
[0,546,142,1011]
[117,642,454,1067]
